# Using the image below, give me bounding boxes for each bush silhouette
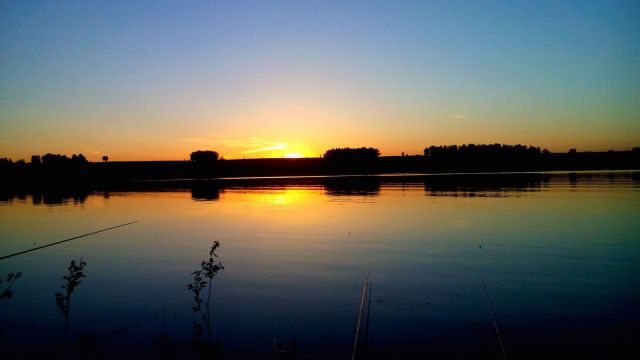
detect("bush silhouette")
[190,150,219,162]
[324,147,380,161]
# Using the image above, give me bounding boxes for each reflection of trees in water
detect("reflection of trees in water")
[55,259,87,344]
[424,174,549,197]
[568,172,578,188]
[0,190,23,203]
[0,189,90,205]
[33,191,88,205]
[187,241,224,353]
[191,184,221,201]
[2,171,638,204]
[323,178,381,197]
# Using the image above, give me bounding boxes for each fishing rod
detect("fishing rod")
[481,278,508,360]
[352,272,370,360]
[0,221,139,260]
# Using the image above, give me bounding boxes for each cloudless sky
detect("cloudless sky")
[1,0,638,160]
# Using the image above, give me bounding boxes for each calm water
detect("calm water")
[1,172,639,359]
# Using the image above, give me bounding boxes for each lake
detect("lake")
[1,172,639,359]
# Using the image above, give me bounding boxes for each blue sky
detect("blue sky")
[1,0,638,160]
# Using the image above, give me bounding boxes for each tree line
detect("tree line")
[424,144,548,159]
[1,153,89,169]
[1,144,638,169]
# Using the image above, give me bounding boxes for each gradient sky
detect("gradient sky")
[1,0,639,160]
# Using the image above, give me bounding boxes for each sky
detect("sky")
[1,0,639,161]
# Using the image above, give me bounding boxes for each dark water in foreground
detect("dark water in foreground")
[1,172,639,359]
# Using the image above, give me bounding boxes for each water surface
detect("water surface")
[1,172,639,358]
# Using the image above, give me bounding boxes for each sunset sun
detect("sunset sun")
[284,152,302,158]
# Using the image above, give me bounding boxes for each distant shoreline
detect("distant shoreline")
[1,151,638,192]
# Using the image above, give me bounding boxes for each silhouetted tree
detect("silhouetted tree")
[42,153,67,166]
[569,148,577,154]
[190,150,219,162]
[324,147,380,161]
[102,155,109,162]
[31,155,41,165]
[0,158,12,172]
[422,144,548,171]
[39,153,88,168]
[70,154,87,164]
[424,144,545,158]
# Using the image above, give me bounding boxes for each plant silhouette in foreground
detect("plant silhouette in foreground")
[55,259,87,343]
[188,241,224,347]
[0,272,23,299]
